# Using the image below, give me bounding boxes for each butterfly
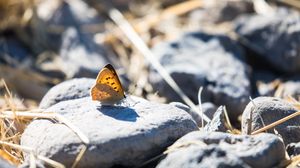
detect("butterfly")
[91,64,126,105]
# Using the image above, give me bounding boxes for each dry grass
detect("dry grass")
[0,79,89,167]
[1,0,300,167]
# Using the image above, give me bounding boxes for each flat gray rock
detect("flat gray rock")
[39,78,95,109]
[22,96,198,168]
[241,97,300,145]
[204,106,228,132]
[235,8,300,73]
[150,32,251,121]
[157,131,285,168]
[157,145,250,168]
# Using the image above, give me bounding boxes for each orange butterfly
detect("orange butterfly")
[91,64,126,105]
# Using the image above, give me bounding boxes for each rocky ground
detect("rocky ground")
[1,0,300,167]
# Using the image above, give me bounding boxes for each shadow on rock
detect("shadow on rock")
[97,106,139,122]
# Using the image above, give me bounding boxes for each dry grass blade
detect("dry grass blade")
[0,140,65,168]
[29,152,36,168]
[0,110,55,119]
[71,145,87,168]
[37,155,65,168]
[55,114,90,145]
[108,8,210,123]
[287,155,300,168]
[135,0,203,31]
[251,111,300,135]
[197,87,204,128]
[1,110,90,145]
[223,106,233,132]
[0,149,20,165]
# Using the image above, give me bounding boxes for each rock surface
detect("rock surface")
[157,131,285,168]
[0,37,31,64]
[235,8,300,73]
[286,142,300,157]
[242,97,300,145]
[37,0,111,78]
[39,78,95,109]
[22,96,198,168]
[204,106,228,132]
[150,32,251,120]
[195,0,254,23]
[0,158,16,168]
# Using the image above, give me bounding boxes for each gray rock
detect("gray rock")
[0,158,16,168]
[0,37,31,64]
[157,131,285,168]
[19,160,45,168]
[157,145,250,168]
[241,97,300,144]
[37,0,105,49]
[39,78,95,109]
[59,27,108,78]
[287,142,300,157]
[38,1,111,78]
[190,0,254,23]
[170,102,190,112]
[204,106,228,132]
[22,96,198,168]
[235,8,300,73]
[170,102,206,126]
[150,32,251,121]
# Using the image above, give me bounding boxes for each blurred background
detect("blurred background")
[0,0,299,112]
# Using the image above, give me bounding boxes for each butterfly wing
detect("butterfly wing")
[91,64,125,104]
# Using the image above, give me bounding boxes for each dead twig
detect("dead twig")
[0,140,65,168]
[1,110,90,144]
[251,111,300,135]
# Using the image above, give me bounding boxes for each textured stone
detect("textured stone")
[157,145,250,168]
[286,142,300,157]
[157,131,285,168]
[235,8,300,73]
[190,0,254,23]
[242,97,300,145]
[150,32,251,121]
[39,78,95,109]
[22,96,198,168]
[204,106,228,132]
